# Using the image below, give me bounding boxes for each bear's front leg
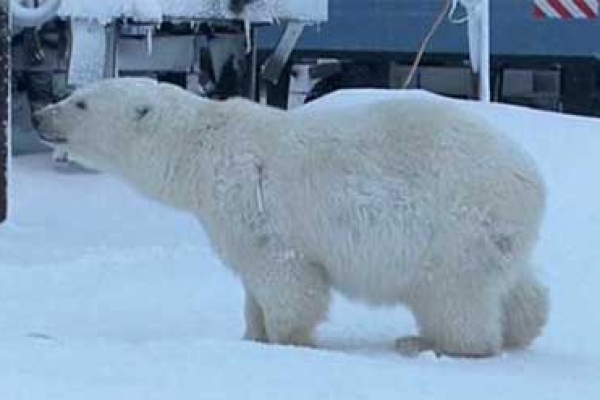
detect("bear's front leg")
[243,290,268,342]
[242,251,330,347]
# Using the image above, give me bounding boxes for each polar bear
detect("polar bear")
[34,78,548,357]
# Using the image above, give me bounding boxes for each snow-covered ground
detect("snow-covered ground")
[1,91,599,399]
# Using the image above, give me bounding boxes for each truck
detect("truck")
[9,0,327,155]
[258,0,600,115]
[9,0,600,157]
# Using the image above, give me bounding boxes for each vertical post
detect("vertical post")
[244,26,258,101]
[479,0,491,102]
[1,0,9,223]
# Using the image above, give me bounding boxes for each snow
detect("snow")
[1,90,600,399]
[56,0,328,23]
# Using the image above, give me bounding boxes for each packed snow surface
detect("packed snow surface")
[56,0,328,23]
[1,90,599,399]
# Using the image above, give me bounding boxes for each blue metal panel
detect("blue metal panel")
[493,1,600,57]
[258,0,600,58]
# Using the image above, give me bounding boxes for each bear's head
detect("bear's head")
[33,77,202,173]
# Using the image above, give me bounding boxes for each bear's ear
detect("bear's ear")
[135,105,152,121]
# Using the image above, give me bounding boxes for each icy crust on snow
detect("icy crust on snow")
[56,0,328,23]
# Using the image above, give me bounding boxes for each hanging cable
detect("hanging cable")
[402,0,454,89]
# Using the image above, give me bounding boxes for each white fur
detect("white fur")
[36,78,548,357]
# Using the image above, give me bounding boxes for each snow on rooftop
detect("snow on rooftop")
[56,0,328,24]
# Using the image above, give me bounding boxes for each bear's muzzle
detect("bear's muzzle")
[33,108,67,145]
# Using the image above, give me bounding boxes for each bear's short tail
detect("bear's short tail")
[501,268,549,350]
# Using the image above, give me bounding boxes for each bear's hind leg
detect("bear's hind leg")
[395,335,435,357]
[405,284,504,358]
[502,269,549,350]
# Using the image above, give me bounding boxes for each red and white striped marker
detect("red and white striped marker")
[534,0,599,19]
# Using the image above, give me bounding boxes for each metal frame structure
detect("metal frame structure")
[1,0,8,223]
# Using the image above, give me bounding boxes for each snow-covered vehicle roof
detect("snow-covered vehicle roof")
[55,0,328,24]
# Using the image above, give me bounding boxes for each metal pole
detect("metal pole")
[244,26,258,101]
[1,0,9,223]
[479,0,490,102]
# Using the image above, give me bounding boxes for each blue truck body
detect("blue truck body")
[259,0,600,59]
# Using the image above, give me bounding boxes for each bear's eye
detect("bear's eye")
[75,100,87,110]
[135,106,151,120]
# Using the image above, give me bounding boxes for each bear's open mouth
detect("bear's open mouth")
[37,132,67,145]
